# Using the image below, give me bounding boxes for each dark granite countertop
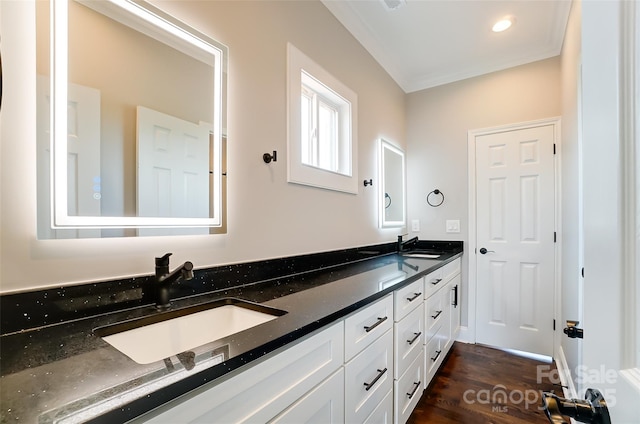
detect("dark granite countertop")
[0,241,462,423]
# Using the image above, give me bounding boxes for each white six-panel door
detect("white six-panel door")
[475,124,556,357]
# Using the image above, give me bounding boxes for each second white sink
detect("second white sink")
[95,299,287,364]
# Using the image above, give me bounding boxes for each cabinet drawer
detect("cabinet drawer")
[344,294,393,361]
[424,324,448,389]
[363,389,393,424]
[394,350,424,424]
[425,288,447,340]
[141,322,344,424]
[423,268,444,298]
[345,329,393,424]
[269,368,344,424]
[393,278,423,321]
[393,303,424,378]
[440,258,461,283]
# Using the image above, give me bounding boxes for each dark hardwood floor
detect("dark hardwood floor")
[408,342,559,424]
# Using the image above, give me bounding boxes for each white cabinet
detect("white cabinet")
[345,294,393,361]
[447,274,461,350]
[393,278,425,424]
[394,350,424,424]
[363,390,393,424]
[344,294,394,424]
[270,368,344,424]
[394,303,424,378]
[423,257,461,391]
[345,328,394,423]
[137,322,344,424]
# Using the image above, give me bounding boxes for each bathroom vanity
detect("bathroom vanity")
[0,241,462,423]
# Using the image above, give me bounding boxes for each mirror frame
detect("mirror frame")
[49,0,227,228]
[378,138,406,228]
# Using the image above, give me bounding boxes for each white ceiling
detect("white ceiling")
[322,0,572,93]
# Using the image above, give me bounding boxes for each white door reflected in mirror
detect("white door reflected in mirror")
[379,139,406,228]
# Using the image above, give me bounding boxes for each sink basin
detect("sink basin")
[94,298,287,364]
[401,251,441,259]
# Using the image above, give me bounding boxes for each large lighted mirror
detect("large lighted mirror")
[36,0,227,238]
[379,139,406,228]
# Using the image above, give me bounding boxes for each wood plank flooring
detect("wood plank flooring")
[408,342,559,424]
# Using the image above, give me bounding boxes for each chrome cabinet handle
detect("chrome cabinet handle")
[406,292,422,302]
[364,316,387,333]
[430,278,442,285]
[364,368,387,391]
[431,350,442,362]
[407,331,422,345]
[407,381,421,399]
[431,310,443,320]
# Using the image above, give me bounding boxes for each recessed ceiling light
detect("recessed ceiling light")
[492,17,514,33]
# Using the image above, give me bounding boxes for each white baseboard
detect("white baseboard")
[456,326,473,344]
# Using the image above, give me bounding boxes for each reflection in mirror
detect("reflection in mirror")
[36,0,227,238]
[379,139,406,228]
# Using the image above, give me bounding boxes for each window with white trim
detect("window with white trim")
[287,43,357,194]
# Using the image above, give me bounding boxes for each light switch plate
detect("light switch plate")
[446,220,460,233]
[411,219,420,232]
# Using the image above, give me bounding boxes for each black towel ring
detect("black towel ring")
[427,189,444,207]
[385,193,392,209]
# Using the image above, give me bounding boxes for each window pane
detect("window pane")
[318,102,337,172]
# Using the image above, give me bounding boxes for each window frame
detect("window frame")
[287,43,358,194]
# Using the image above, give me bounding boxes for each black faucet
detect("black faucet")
[397,234,419,252]
[154,253,194,308]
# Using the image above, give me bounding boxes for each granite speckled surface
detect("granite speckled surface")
[0,241,462,423]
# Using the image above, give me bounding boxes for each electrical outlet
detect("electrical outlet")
[446,220,460,233]
[411,219,420,232]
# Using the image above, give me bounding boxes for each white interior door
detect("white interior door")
[36,76,101,239]
[136,106,210,236]
[475,123,556,357]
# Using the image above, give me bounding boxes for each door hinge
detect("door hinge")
[553,143,556,155]
[553,319,556,331]
[554,232,557,243]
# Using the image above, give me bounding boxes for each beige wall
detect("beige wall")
[405,56,562,326]
[0,0,405,293]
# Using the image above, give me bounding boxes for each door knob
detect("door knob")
[479,247,495,254]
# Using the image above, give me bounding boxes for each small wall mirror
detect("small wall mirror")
[379,139,406,228]
[36,0,227,238]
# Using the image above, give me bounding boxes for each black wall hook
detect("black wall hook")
[263,151,277,163]
[363,179,373,187]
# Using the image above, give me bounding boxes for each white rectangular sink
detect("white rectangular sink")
[95,299,286,364]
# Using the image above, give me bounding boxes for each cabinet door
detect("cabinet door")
[270,368,344,424]
[394,350,424,424]
[448,274,461,348]
[345,329,393,424]
[344,294,393,361]
[394,303,424,378]
[139,322,344,424]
